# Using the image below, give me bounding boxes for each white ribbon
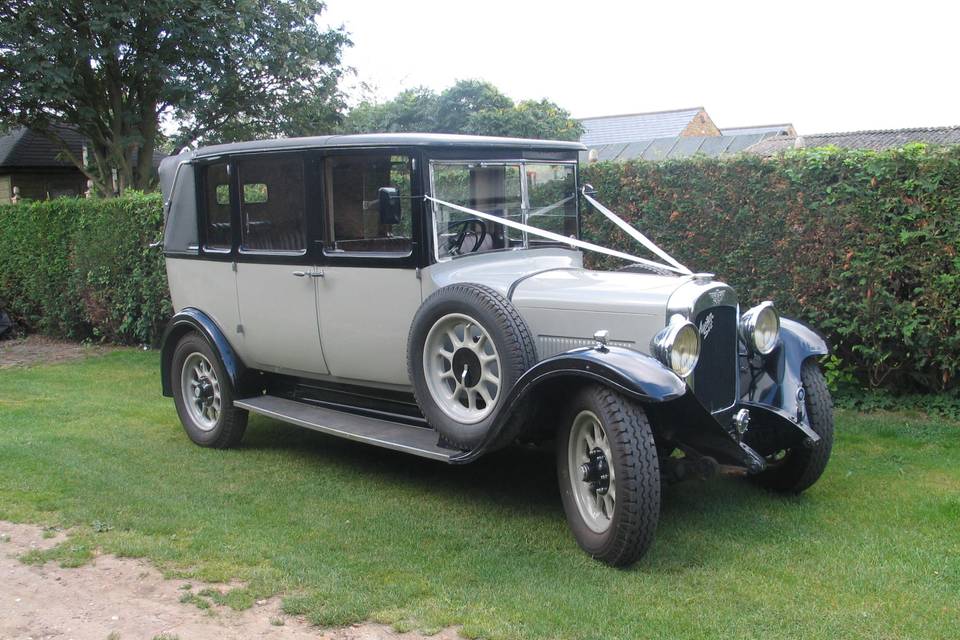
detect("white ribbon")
[581,190,691,274]
[425,195,685,275]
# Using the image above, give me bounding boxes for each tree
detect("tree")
[339,79,583,141]
[466,99,585,141]
[434,80,513,133]
[0,0,349,194]
[338,87,439,134]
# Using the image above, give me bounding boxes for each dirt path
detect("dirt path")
[0,522,459,640]
[0,336,116,369]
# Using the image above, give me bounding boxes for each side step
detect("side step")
[234,395,456,462]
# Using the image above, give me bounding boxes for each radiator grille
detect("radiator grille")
[691,306,738,412]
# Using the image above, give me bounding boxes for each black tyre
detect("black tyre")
[751,359,834,493]
[557,384,661,566]
[170,332,248,448]
[408,283,537,449]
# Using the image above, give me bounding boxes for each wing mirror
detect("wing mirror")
[378,187,402,225]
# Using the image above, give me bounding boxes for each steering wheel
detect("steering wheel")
[447,218,487,255]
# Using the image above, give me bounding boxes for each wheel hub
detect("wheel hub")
[579,447,611,495]
[568,410,616,534]
[451,347,482,387]
[180,352,221,432]
[422,313,502,424]
[194,378,214,405]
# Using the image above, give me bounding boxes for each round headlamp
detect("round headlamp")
[739,301,780,355]
[651,315,701,378]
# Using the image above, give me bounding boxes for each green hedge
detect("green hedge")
[0,193,170,345]
[581,144,960,394]
[1,145,957,394]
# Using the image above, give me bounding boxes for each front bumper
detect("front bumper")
[647,392,821,474]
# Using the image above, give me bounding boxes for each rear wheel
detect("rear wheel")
[171,333,248,448]
[557,384,660,566]
[751,359,834,493]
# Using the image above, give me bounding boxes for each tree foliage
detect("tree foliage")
[339,79,584,141]
[0,192,169,344]
[0,0,349,193]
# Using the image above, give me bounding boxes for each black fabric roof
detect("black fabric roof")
[191,133,586,158]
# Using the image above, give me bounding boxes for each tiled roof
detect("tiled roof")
[746,126,960,155]
[0,126,85,168]
[579,132,781,163]
[578,107,704,146]
[720,124,794,136]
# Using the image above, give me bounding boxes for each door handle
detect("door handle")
[292,270,324,278]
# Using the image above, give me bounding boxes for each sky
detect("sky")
[322,0,959,135]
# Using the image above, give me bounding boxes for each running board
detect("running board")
[234,395,456,462]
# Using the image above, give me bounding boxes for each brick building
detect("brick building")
[578,107,795,162]
[579,107,722,147]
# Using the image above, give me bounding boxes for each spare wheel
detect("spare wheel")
[408,283,537,449]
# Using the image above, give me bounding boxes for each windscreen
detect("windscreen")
[431,161,577,260]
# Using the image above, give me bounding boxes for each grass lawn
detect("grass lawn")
[0,349,958,640]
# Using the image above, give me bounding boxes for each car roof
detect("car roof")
[190,132,586,158]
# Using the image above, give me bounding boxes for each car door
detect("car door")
[316,151,422,386]
[233,152,330,376]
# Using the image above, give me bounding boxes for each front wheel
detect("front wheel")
[751,359,834,493]
[557,385,661,566]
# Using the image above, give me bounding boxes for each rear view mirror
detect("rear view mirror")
[378,187,402,225]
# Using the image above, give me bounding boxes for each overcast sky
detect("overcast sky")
[322,0,958,135]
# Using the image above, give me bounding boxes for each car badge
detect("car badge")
[709,289,725,305]
[699,312,714,340]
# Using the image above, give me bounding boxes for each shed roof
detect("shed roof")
[579,133,779,163]
[577,107,705,147]
[0,126,85,169]
[746,126,960,155]
[719,124,794,136]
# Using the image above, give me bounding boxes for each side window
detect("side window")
[203,163,232,251]
[325,154,412,255]
[237,155,306,253]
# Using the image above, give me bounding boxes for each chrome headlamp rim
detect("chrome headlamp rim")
[739,301,780,356]
[650,314,701,379]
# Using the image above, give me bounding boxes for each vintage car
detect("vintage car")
[157,133,833,566]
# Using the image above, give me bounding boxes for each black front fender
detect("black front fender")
[740,317,829,425]
[159,308,247,397]
[450,345,686,463]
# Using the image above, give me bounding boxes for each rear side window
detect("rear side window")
[237,155,306,253]
[203,163,232,251]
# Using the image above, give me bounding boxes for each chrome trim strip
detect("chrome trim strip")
[667,278,739,321]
